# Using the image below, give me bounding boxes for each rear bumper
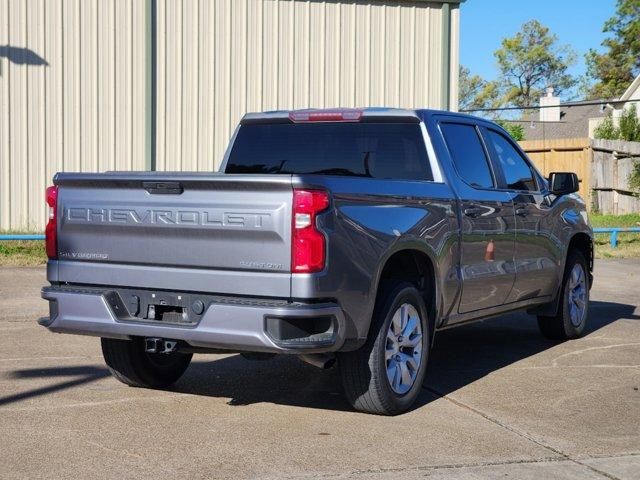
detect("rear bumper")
[40,286,348,354]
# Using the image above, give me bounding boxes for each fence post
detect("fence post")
[585,144,593,209]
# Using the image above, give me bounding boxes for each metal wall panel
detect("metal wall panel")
[1,0,456,230]
[0,0,146,230]
[449,5,460,110]
[0,1,9,230]
[157,0,453,173]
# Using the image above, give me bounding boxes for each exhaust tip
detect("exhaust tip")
[299,353,336,370]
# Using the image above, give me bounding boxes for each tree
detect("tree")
[593,104,640,141]
[495,120,525,141]
[494,20,577,108]
[630,160,640,193]
[458,66,525,140]
[593,116,618,140]
[586,0,640,99]
[458,65,500,112]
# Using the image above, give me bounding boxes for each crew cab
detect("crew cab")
[40,108,593,415]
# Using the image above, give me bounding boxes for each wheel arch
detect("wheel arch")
[529,231,594,317]
[567,232,594,279]
[371,244,440,344]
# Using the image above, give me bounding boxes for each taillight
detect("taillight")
[45,185,58,259]
[292,189,329,273]
[288,109,362,123]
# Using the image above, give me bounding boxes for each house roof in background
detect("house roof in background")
[506,101,609,141]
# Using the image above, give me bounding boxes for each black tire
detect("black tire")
[101,337,192,388]
[339,282,430,415]
[538,250,590,340]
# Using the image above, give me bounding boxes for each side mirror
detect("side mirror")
[548,172,579,196]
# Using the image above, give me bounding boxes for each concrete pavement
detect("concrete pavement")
[0,260,638,479]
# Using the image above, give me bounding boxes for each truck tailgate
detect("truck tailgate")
[52,173,293,297]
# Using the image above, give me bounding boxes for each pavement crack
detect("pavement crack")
[551,342,640,367]
[424,386,622,480]
[281,457,565,479]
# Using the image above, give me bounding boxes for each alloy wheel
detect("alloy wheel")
[385,303,423,394]
[568,263,587,327]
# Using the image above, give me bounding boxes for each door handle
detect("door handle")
[463,207,482,217]
[515,208,528,216]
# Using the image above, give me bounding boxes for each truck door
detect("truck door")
[438,120,516,314]
[480,127,558,301]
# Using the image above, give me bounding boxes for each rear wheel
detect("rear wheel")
[101,338,192,388]
[538,250,589,340]
[339,282,430,415]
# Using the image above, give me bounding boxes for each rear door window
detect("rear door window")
[440,123,494,189]
[225,122,433,181]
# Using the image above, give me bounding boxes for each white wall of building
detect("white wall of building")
[0,0,460,230]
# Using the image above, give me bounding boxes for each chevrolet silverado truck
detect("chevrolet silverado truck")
[40,108,593,415]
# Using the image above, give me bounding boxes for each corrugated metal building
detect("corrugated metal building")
[0,0,462,230]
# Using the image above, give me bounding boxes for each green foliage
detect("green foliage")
[593,116,618,140]
[619,104,640,141]
[590,212,640,227]
[592,104,640,194]
[494,20,577,107]
[458,65,501,112]
[0,240,46,267]
[459,21,576,114]
[586,0,640,99]
[593,104,640,141]
[591,213,640,258]
[630,162,640,192]
[494,120,525,141]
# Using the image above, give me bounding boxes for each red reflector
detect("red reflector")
[292,189,330,273]
[45,185,58,259]
[289,109,363,123]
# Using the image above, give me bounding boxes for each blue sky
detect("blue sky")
[460,0,617,85]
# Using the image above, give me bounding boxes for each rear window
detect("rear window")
[225,122,433,181]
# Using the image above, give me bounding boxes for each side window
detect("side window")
[440,123,494,189]
[486,130,538,192]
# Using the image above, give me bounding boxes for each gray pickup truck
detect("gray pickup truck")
[40,108,593,415]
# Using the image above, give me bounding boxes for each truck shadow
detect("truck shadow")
[417,298,640,409]
[1,300,636,411]
[174,299,639,413]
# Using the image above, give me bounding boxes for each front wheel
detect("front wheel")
[339,282,430,415]
[538,250,590,340]
[101,338,192,388]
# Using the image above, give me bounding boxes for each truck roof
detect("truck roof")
[240,107,481,125]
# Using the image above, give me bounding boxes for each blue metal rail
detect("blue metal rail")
[0,234,45,241]
[2,231,639,248]
[593,227,640,248]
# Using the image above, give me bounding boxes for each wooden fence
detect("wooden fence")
[589,139,640,214]
[518,138,640,214]
[519,138,593,206]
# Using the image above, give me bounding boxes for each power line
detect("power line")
[460,98,638,113]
